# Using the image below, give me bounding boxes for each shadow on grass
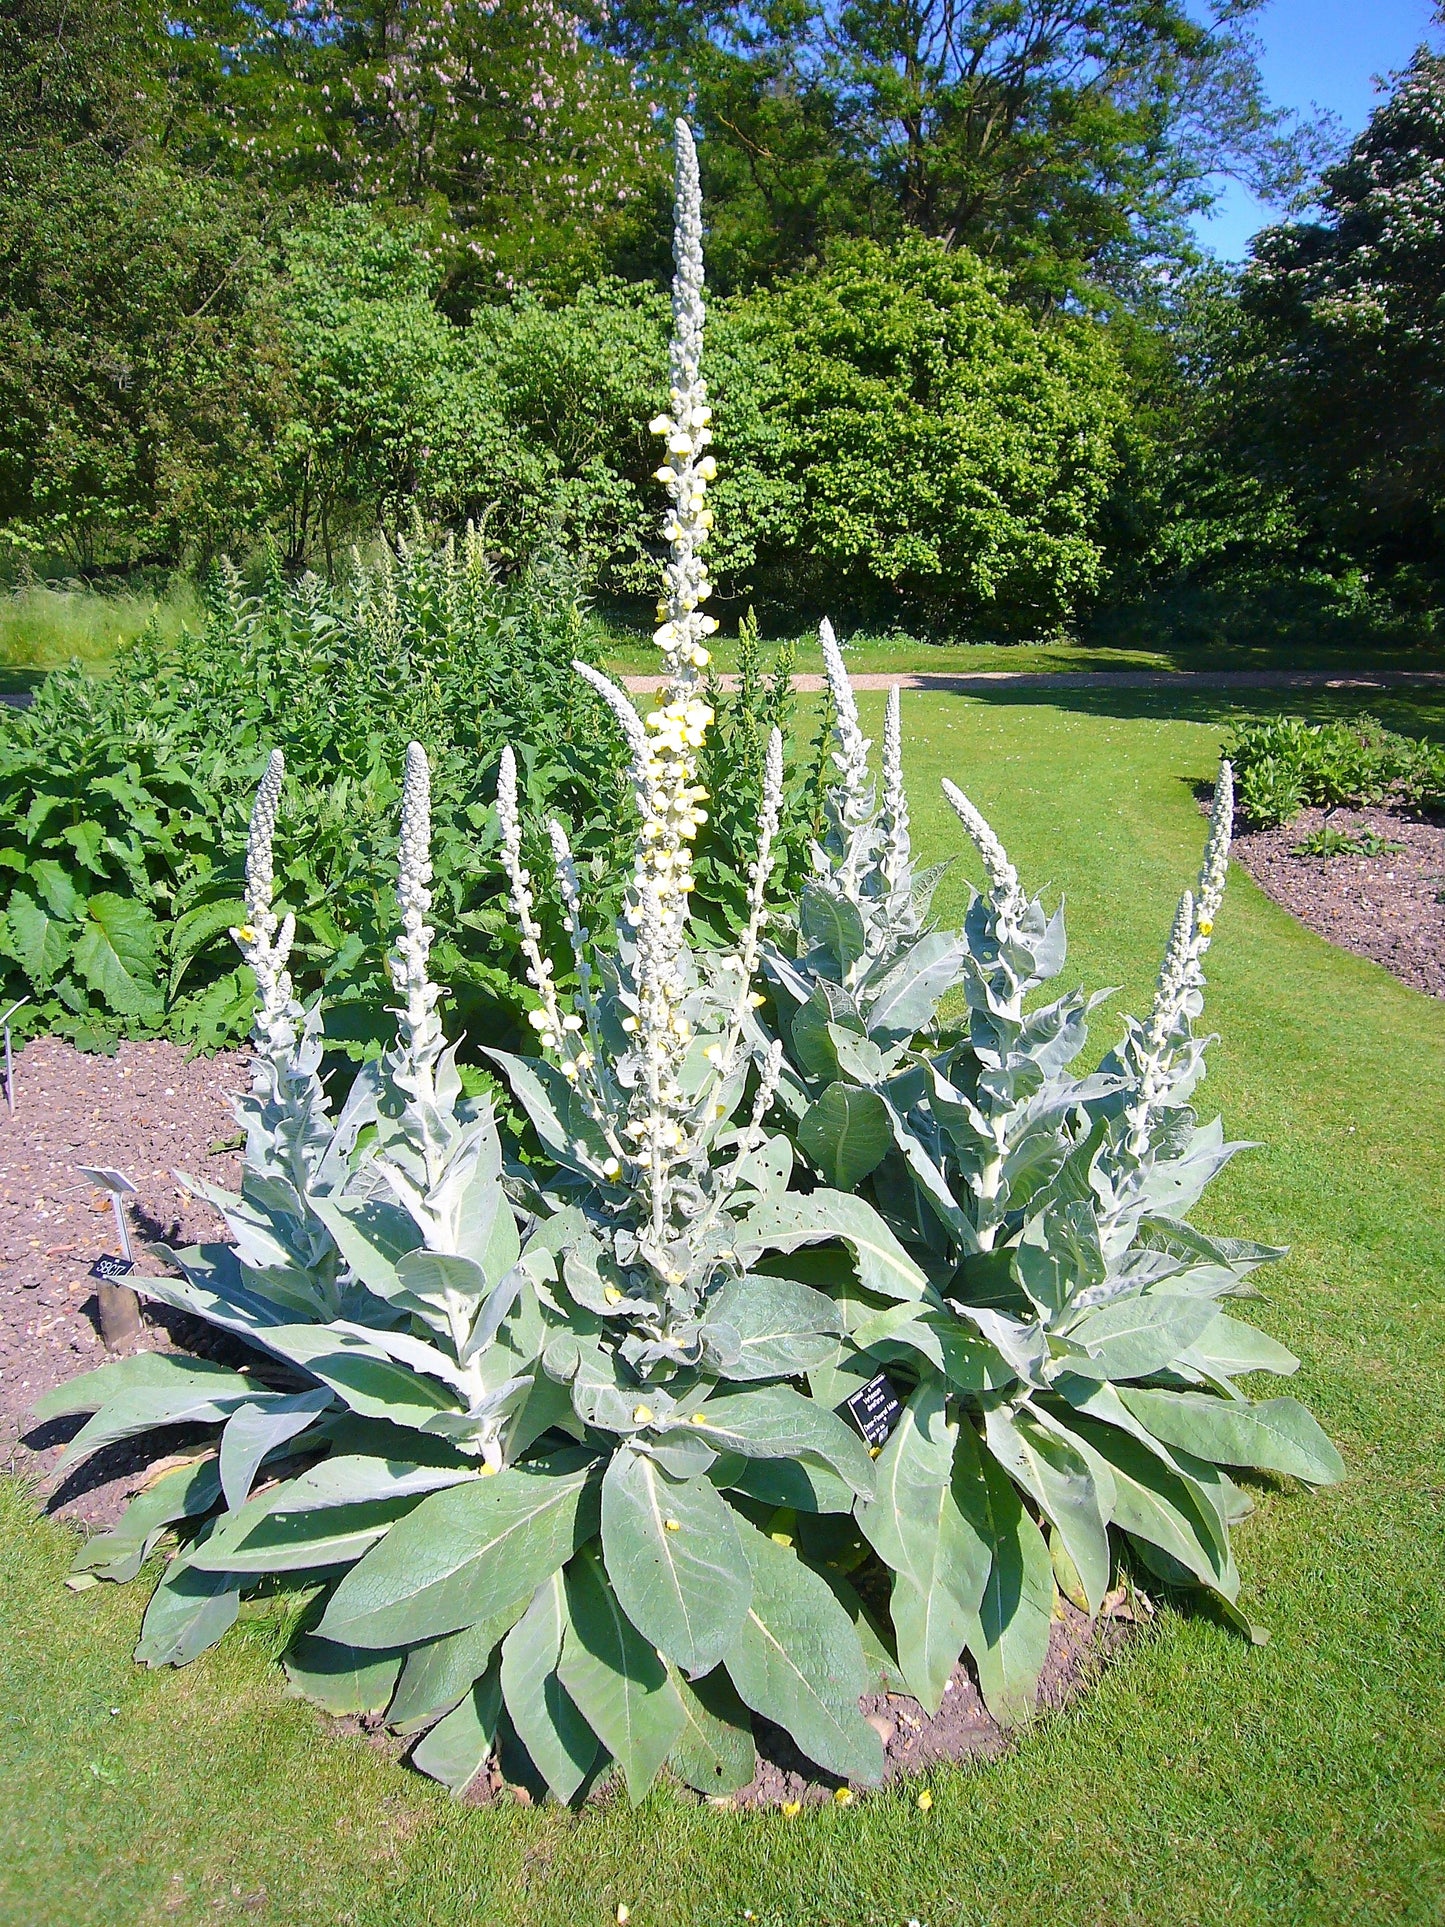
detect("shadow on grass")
[915,676,1445,746]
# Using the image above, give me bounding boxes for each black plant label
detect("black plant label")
[88,1255,136,1283]
[842,1372,902,1448]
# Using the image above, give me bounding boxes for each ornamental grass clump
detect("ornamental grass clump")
[38,120,1341,1807]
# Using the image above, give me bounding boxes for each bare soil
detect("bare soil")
[1232,805,1445,1000]
[0,1035,246,1526]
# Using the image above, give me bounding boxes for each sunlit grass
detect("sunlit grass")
[2,684,1442,1926]
[0,580,201,688]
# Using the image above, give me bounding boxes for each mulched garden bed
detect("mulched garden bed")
[0,1035,245,1527]
[1231,805,1445,1000]
[2,1036,1133,1804]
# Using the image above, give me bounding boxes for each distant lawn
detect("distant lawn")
[2,680,1441,1927]
[0,579,200,695]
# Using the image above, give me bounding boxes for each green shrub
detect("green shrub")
[1225,713,1445,828]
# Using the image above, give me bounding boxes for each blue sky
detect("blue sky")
[1192,0,1443,259]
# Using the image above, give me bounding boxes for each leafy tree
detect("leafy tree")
[607,0,1331,299]
[169,0,663,297]
[1238,38,1445,587]
[0,154,294,568]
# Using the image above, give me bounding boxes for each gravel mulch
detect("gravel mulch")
[0,1036,247,1527]
[1232,805,1445,1000]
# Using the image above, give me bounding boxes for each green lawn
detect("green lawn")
[3,683,1443,1927]
[0,580,200,695]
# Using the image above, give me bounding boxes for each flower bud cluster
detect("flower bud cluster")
[232,749,301,1069]
[387,741,444,1081]
[941,779,1025,938]
[648,120,718,686]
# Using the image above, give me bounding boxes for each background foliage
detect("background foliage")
[8,1,1444,638]
[0,534,821,1052]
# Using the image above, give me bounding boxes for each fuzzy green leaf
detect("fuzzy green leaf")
[500,1571,599,1803]
[319,1453,599,1649]
[667,1667,757,1795]
[798,1083,892,1190]
[73,891,163,1017]
[410,1664,504,1796]
[558,1547,686,1804]
[983,1404,1113,1615]
[724,1525,883,1785]
[283,1636,404,1717]
[601,1448,750,1676]
[1119,1389,1344,1485]
[860,1378,988,1713]
[678,1385,876,1501]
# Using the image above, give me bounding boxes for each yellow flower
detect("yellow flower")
[916,1789,933,1811]
[781,1800,801,1817]
[1198,917,1214,935]
[833,1786,853,1806]
[664,1517,681,1533]
[236,923,255,943]
[603,1286,623,1305]
[632,1404,654,1425]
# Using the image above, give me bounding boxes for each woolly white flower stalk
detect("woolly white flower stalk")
[815,618,877,905]
[713,726,784,1080]
[940,778,1024,927]
[648,119,717,696]
[496,746,569,1057]
[1122,761,1234,1152]
[878,686,914,919]
[387,742,444,1085]
[232,750,300,1073]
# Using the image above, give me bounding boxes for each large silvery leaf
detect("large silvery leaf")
[188,1496,416,1574]
[558,1547,686,1804]
[702,1274,843,1382]
[1178,1313,1299,1381]
[1118,1389,1344,1485]
[964,1435,1055,1727]
[283,1636,403,1717]
[1063,1413,1234,1594]
[308,1194,423,1308]
[250,1324,464,1430]
[70,1455,222,1585]
[864,932,966,1042]
[134,1553,240,1667]
[33,1352,251,1423]
[500,1572,599,1803]
[218,1388,333,1511]
[735,1190,928,1302]
[319,1453,599,1649]
[798,1084,891,1191]
[724,1525,883,1785]
[860,1378,989,1712]
[681,1385,876,1501]
[601,1448,750,1677]
[800,885,867,973]
[411,1664,504,1796]
[1066,1294,1221,1381]
[667,1667,756,1795]
[389,1595,533,1735]
[74,891,162,1017]
[983,1404,1113,1615]
[46,1377,257,1479]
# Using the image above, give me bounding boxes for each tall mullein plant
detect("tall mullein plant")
[491,120,795,1358]
[758,647,1342,1721]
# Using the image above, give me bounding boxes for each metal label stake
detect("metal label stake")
[76,1165,144,1348]
[1,998,27,1117]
